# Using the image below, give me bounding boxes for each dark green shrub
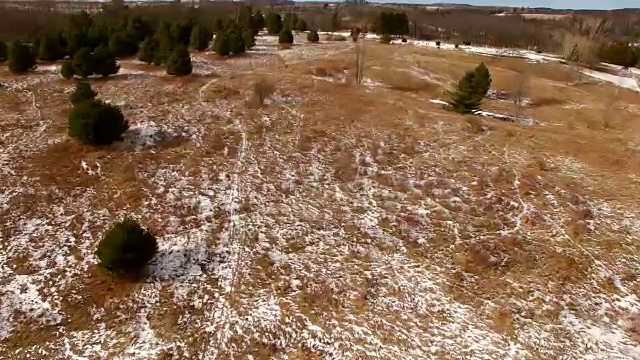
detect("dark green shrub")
[227,27,246,55]
[166,45,192,76]
[253,10,265,31]
[307,30,320,43]
[278,29,294,45]
[72,47,95,78]
[70,81,97,105]
[0,39,7,62]
[436,40,441,47]
[94,44,120,77]
[449,70,481,114]
[190,24,213,51]
[138,36,158,64]
[472,62,492,100]
[266,12,283,35]
[108,31,139,58]
[243,27,256,50]
[96,218,158,277]
[68,99,129,145]
[214,30,230,56]
[380,34,392,44]
[38,33,65,61]
[60,59,75,79]
[294,18,308,32]
[8,41,36,74]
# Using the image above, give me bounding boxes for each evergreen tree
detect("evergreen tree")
[96,218,157,277]
[166,45,192,76]
[68,99,129,146]
[295,18,308,32]
[243,27,256,50]
[127,15,154,42]
[330,11,341,32]
[138,36,158,64]
[60,59,75,79]
[284,13,298,31]
[94,45,120,77]
[171,21,194,45]
[307,30,320,43]
[212,18,225,33]
[72,47,95,78]
[70,80,97,105]
[66,31,90,57]
[279,29,294,45]
[153,34,174,66]
[253,10,265,31]
[266,12,283,35]
[238,6,254,31]
[108,31,139,58]
[0,39,7,62]
[449,71,482,114]
[190,24,213,51]
[213,29,230,56]
[227,27,246,55]
[472,62,492,101]
[38,33,65,61]
[8,41,36,74]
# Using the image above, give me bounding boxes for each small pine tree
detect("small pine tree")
[60,59,75,79]
[8,41,36,74]
[0,39,7,62]
[213,30,230,56]
[70,80,97,105]
[294,18,308,32]
[307,30,320,43]
[108,31,139,58]
[96,218,158,277]
[190,24,212,51]
[266,12,283,35]
[72,47,95,78]
[212,18,224,33]
[227,27,246,55]
[380,34,392,44]
[472,62,492,101]
[68,99,129,145]
[279,29,294,45]
[166,45,192,76]
[38,33,65,61]
[449,71,482,114]
[242,27,256,50]
[153,35,174,66]
[138,36,158,64]
[253,10,265,31]
[94,45,120,77]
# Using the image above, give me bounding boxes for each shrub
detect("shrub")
[253,10,265,31]
[8,41,36,74]
[138,36,158,64]
[166,45,192,76]
[190,24,213,51]
[68,99,129,145]
[266,12,283,35]
[96,218,158,277]
[242,27,256,50]
[227,27,246,55]
[279,29,294,45]
[307,30,320,43]
[72,47,95,78]
[214,29,230,56]
[401,37,407,43]
[463,41,472,46]
[294,18,308,32]
[153,35,174,66]
[93,44,120,77]
[38,33,65,61]
[60,59,75,79]
[435,40,441,47]
[70,81,97,105]
[251,78,274,105]
[108,31,139,58]
[448,63,492,114]
[0,39,7,62]
[380,34,392,44]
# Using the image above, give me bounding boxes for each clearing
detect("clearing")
[1,33,640,359]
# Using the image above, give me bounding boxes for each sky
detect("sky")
[422,0,637,9]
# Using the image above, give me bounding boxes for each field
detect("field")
[2,32,640,359]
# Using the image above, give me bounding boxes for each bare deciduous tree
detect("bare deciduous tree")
[513,69,529,123]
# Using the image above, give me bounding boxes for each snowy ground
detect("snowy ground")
[1,35,640,359]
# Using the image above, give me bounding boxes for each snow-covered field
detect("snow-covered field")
[1,34,640,359]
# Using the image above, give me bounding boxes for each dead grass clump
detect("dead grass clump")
[627,313,640,341]
[378,70,433,93]
[531,157,553,171]
[249,78,275,107]
[465,116,486,134]
[529,97,565,107]
[204,83,241,100]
